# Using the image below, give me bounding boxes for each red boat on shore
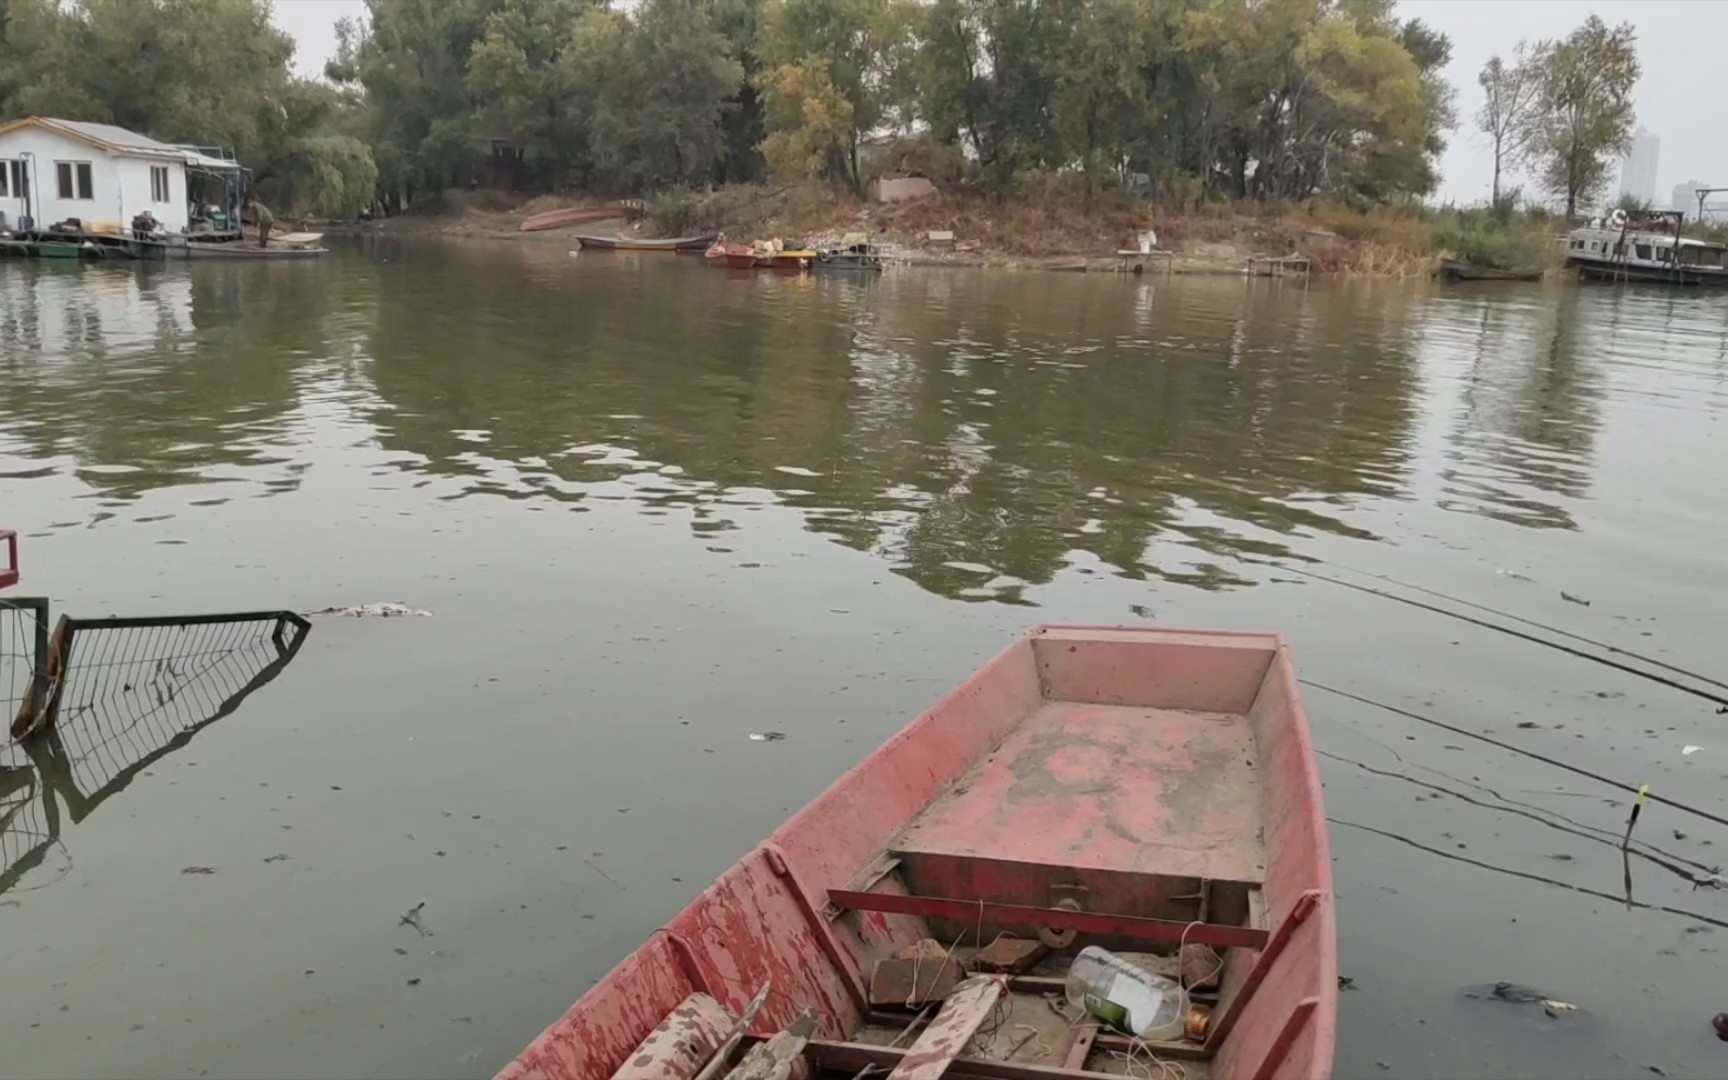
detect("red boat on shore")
[500,626,1337,1080]
[519,203,643,233]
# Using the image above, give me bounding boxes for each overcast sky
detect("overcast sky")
[271,0,1716,207]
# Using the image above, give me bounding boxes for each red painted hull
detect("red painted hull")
[500,626,1337,1080]
[703,241,815,272]
[704,241,760,270]
[519,204,642,233]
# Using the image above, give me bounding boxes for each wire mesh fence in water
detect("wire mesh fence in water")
[1,610,308,896]
[0,597,49,733]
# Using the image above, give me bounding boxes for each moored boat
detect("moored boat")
[575,233,716,253]
[500,624,1337,1080]
[519,203,644,233]
[815,233,885,271]
[704,237,817,272]
[1438,260,1543,282]
[1566,209,1728,286]
[704,239,759,270]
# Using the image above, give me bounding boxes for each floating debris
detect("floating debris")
[399,901,430,936]
[748,731,787,742]
[180,866,217,875]
[1684,746,1703,756]
[1560,591,1591,607]
[304,602,432,618]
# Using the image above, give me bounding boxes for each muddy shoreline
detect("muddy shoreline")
[324,209,1328,277]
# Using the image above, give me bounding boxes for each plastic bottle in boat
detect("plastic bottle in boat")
[1064,946,1189,1040]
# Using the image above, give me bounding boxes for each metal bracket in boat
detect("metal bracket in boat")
[1038,892,1086,949]
[762,844,872,1015]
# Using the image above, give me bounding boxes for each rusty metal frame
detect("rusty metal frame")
[828,890,1270,950]
[0,531,17,590]
[763,845,872,1016]
[1204,889,1322,1052]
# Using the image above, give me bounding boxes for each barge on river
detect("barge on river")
[500,625,1336,1080]
[1566,209,1728,286]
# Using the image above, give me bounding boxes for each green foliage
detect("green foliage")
[758,0,914,191]
[0,0,377,217]
[1429,207,1554,271]
[4,0,1478,213]
[1528,16,1639,218]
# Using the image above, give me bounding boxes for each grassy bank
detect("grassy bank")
[367,184,1564,278]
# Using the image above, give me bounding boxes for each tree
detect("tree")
[466,0,602,190]
[758,0,915,192]
[1529,16,1638,218]
[1051,0,1161,193]
[0,0,377,217]
[585,0,742,190]
[1476,42,1543,204]
[916,0,1067,195]
[333,0,503,206]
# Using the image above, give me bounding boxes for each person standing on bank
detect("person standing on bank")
[250,197,274,248]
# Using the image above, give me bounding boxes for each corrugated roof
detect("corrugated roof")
[0,117,244,170]
[46,119,183,155]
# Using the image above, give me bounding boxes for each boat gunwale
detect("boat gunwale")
[499,624,1336,1080]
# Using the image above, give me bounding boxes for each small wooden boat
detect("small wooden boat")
[815,248,884,271]
[705,239,762,270]
[575,233,716,253]
[1438,260,1543,282]
[501,625,1337,1080]
[186,242,326,260]
[519,203,643,233]
[815,232,886,272]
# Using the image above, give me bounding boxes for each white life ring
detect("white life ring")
[1609,208,1628,230]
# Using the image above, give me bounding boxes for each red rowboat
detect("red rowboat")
[519,203,643,233]
[575,234,717,253]
[704,239,760,270]
[500,626,1337,1080]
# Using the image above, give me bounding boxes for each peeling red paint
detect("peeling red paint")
[497,626,1335,1080]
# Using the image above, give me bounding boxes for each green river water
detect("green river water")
[2,240,1727,1079]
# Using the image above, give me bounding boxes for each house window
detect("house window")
[1570,238,1583,250]
[150,165,170,203]
[0,163,7,198]
[1635,243,1653,260]
[55,161,94,200]
[0,161,24,199]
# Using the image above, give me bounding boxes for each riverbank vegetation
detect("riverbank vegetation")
[0,0,378,216]
[0,0,1639,273]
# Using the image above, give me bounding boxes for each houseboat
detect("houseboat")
[1565,209,1728,286]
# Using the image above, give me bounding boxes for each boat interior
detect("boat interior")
[501,627,1336,1080]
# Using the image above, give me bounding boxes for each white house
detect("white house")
[0,117,236,235]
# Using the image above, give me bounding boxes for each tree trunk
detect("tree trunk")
[1490,133,1502,204]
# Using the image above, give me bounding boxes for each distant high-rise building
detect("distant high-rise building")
[1674,181,1728,221]
[1619,127,1660,205]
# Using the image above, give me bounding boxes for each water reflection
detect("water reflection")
[0,244,1670,605]
[0,259,372,501]
[1434,288,1602,529]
